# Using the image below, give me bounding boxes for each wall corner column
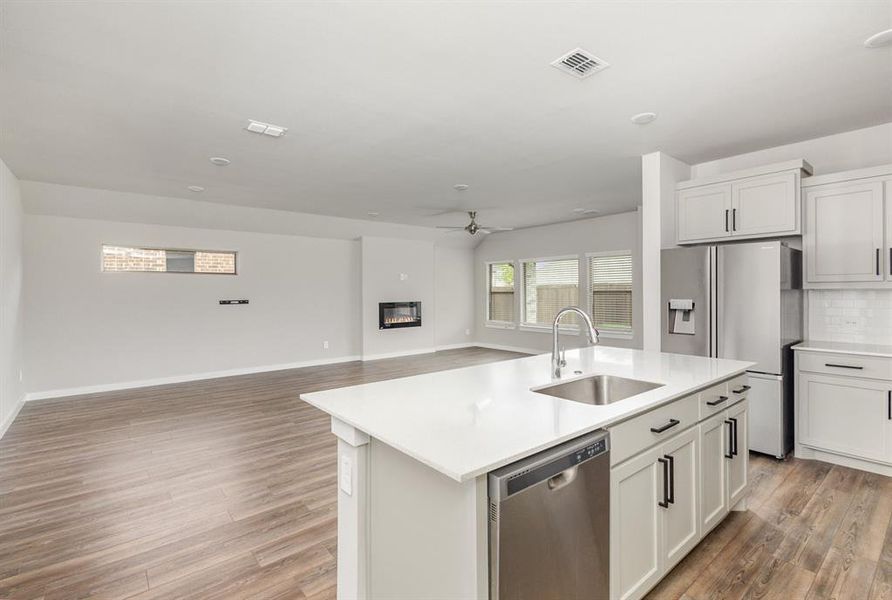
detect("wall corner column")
[331,417,370,600]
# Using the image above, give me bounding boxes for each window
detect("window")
[102,245,237,274]
[589,251,633,332]
[522,257,579,326]
[487,262,516,323]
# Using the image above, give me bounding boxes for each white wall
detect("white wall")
[473,212,642,353]
[691,122,892,179]
[360,237,437,359]
[435,245,475,348]
[21,186,476,398]
[0,159,25,437]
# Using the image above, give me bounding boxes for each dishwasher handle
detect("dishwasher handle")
[546,465,578,491]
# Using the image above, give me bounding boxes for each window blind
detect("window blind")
[487,262,515,322]
[589,253,632,331]
[522,258,579,325]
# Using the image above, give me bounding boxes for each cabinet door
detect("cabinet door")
[610,446,663,600]
[677,183,732,243]
[805,181,884,283]
[661,427,700,570]
[727,399,748,508]
[699,411,729,534]
[798,372,892,463]
[885,180,892,281]
[731,171,798,236]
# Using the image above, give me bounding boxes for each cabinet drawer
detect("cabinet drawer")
[798,351,892,381]
[609,393,699,466]
[699,382,731,420]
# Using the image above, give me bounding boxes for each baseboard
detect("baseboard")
[361,347,438,362]
[0,394,25,440]
[795,444,892,477]
[473,342,541,355]
[24,354,362,402]
[434,342,476,351]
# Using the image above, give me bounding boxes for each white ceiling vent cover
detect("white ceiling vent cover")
[550,48,610,79]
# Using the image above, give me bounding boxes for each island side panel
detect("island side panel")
[331,418,371,600]
[368,438,488,600]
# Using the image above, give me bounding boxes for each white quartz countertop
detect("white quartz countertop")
[300,347,753,482]
[793,340,892,358]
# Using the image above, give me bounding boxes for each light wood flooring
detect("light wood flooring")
[1,346,890,599]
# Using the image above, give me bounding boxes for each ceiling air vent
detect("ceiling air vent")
[550,48,610,79]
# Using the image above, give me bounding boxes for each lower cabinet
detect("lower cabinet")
[610,427,700,600]
[798,371,892,464]
[610,388,749,600]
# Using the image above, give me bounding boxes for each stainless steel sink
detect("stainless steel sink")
[533,374,664,406]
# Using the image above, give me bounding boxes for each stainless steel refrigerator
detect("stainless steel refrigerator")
[661,241,802,458]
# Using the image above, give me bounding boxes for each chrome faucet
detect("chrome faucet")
[552,307,600,378]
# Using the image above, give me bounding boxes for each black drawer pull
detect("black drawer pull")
[825,363,863,370]
[724,420,734,459]
[657,457,670,508]
[732,385,751,394]
[707,395,728,406]
[650,419,680,434]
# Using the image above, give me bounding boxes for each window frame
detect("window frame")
[586,249,634,339]
[100,244,239,275]
[518,254,582,333]
[484,260,517,329]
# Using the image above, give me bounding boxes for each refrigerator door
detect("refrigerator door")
[661,247,712,357]
[717,242,782,373]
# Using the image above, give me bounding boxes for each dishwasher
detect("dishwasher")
[488,430,609,600]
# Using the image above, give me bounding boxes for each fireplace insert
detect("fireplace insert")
[379,301,422,329]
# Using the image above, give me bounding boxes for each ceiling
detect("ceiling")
[1,1,890,230]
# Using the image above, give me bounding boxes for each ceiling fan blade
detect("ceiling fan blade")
[436,226,466,230]
[478,226,514,231]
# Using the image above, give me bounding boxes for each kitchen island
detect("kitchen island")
[301,346,753,600]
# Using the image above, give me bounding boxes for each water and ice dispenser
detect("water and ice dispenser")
[668,299,695,335]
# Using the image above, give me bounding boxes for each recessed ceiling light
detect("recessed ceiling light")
[209,157,231,166]
[865,29,892,48]
[367,211,380,217]
[245,119,288,137]
[630,112,658,125]
[454,184,469,191]
[186,185,204,192]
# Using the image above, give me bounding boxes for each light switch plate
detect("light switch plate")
[340,455,352,496]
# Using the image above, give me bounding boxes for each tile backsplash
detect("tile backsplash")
[807,290,892,344]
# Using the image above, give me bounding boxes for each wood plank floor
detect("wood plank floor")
[2,346,890,599]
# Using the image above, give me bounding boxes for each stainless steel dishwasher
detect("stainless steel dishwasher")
[488,430,609,600]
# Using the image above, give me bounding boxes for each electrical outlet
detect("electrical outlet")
[323,340,330,350]
[465,328,471,336]
[18,369,23,383]
[399,273,408,281]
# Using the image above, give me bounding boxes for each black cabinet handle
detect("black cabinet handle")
[732,385,751,394]
[889,248,891,276]
[651,418,680,434]
[664,454,675,504]
[658,457,670,508]
[725,209,729,232]
[724,420,734,459]
[887,391,891,421]
[732,208,737,231]
[878,248,881,276]
[707,395,729,406]
[729,417,739,456]
[825,363,863,370]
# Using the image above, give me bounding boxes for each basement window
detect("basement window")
[101,245,237,275]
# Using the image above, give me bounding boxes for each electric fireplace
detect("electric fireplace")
[379,301,422,329]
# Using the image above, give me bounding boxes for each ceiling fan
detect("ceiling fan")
[437,211,513,236]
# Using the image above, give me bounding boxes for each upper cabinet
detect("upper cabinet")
[676,160,812,245]
[802,164,892,289]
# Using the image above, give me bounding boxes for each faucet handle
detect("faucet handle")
[559,346,567,367]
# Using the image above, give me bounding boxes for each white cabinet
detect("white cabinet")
[886,180,892,281]
[609,377,748,600]
[795,349,892,475]
[798,371,892,463]
[699,412,729,533]
[677,183,732,243]
[727,400,748,507]
[676,160,809,245]
[804,181,885,284]
[610,445,663,600]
